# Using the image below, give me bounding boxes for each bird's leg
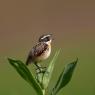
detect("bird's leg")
[34,62,42,73]
[37,64,47,73]
[34,62,46,74]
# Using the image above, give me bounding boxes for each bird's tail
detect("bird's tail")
[26,55,32,65]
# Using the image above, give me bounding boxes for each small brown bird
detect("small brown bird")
[26,34,52,70]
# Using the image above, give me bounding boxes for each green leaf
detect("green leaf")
[8,58,43,95]
[42,49,61,89]
[51,58,78,95]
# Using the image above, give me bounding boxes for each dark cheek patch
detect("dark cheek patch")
[44,37,50,42]
[39,36,51,42]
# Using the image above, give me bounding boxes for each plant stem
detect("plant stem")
[42,89,45,95]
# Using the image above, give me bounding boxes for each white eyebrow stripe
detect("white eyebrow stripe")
[41,35,51,39]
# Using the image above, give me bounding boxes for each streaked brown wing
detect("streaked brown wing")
[32,42,48,57]
[26,42,48,65]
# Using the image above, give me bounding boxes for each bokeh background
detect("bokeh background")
[0,0,95,95]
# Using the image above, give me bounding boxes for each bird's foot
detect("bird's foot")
[36,66,47,74]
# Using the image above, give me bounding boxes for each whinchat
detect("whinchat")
[26,34,52,70]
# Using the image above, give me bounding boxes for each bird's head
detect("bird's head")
[39,34,53,44]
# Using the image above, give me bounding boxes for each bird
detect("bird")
[26,34,52,72]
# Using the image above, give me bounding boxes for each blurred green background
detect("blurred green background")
[0,0,95,95]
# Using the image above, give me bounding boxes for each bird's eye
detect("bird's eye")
[41,37,50,42]
[46,37,50,41]
[39,36,51,42]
